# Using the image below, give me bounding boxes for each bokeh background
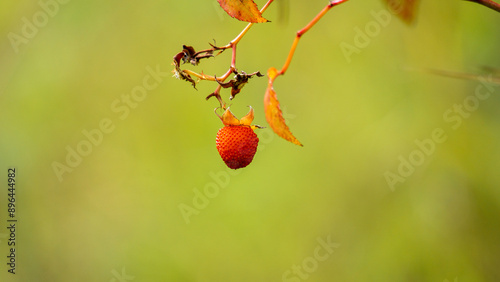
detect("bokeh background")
[1,0,500,281]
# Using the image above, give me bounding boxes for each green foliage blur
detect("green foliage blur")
[1,0,500,281]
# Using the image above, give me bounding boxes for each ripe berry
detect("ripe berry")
[215,107,262,169]
[216,125,259,169]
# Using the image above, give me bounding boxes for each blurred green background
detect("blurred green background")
[1,0,500,281]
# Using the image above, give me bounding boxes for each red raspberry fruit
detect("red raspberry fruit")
[216,125,259,169]
[215,106,262,169]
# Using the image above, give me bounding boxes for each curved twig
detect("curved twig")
[464,0,500,13]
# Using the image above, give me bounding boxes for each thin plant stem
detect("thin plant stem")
[219,68,235,82]
[216,0,274,89]
[225,0,275,47]
[183,70,216,81]
[464,0,500,13]
[183,0,274,87]
[231,44,237,69]
[278,0,350,76]
[418,68,500,84]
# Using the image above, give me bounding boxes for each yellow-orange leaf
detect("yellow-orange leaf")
[382,0,420,24]
[264,67,303,146]
[217,0,269,23]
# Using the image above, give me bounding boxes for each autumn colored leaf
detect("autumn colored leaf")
[382,0,420,24]
[264,67,303,146]
[217,0,269,23]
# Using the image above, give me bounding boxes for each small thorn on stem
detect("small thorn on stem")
[206,85,226,109]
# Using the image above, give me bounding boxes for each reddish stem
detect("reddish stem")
[277,0,350,76]
[215,0,274,85]
[464,0,500,13]
[231,44,237,69]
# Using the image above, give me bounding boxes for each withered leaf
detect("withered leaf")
[217,0,269,23]
[217,71,263,99]
[172,50,197,89]
[264,67,303,146]
[173,68,197,89]
[180,45,214,66]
